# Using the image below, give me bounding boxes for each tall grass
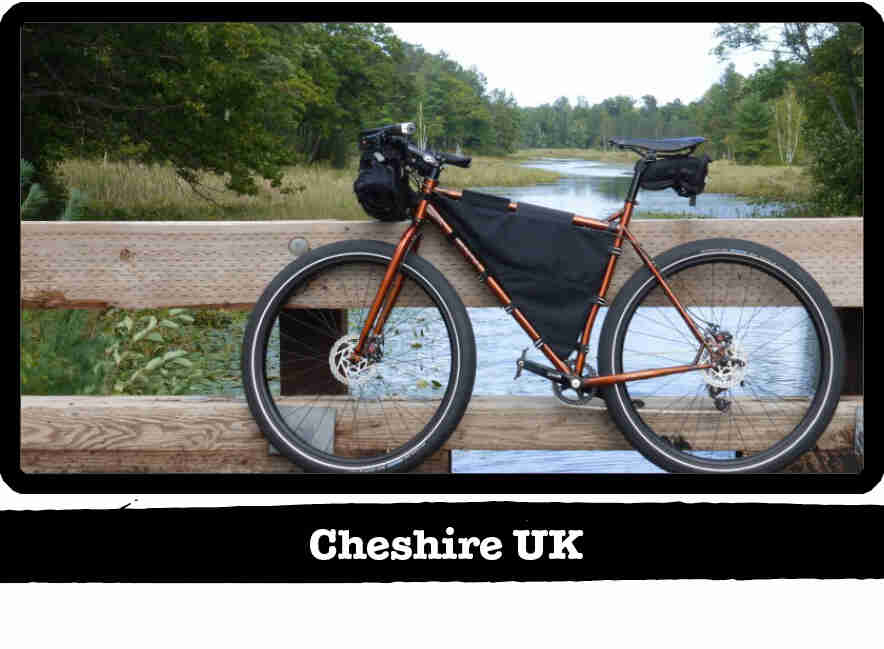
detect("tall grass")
[57,157,561,221]
[510,147,638,164]
[56,151,812,221]
[703,159,811,202]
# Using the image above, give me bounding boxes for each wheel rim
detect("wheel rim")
[251,253,460,469]
[612,252,832,470]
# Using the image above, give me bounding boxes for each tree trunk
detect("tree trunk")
[310,135,323,163]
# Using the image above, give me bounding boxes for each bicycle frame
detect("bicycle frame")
[353,161,716,389]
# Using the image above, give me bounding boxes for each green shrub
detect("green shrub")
[804,124,863,216]
[21,310,107,395]
[95,308,200,395]
[21,158,87,221]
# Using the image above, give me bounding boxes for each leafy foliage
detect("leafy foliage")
[20,310,107,395]
[94,308,202,395]
[21,21,861,218]
[714,22,863,213]
[21,22,524,183]
[21,158,88,221]
[804,122,863,215]
[22,24,302,195]
[734,93,773,163]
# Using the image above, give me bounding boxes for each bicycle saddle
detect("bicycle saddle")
[610,136,705,152]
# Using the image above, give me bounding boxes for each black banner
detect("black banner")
[3,503,882,581]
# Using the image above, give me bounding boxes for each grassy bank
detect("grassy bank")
[57,151,811,222]
[58,156,560,221]
[510,147,637,164]
[703,159,811,202]
[511,148,812,202]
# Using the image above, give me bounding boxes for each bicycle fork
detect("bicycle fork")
[351,184,435,360]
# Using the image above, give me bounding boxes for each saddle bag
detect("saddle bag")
[435,191,614,360]
[639,154,711,198]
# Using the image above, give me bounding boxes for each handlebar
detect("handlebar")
[361,123,471,176]
[397,138,471,169]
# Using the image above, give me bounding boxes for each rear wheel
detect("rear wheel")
[599,239,845,473]
[241,240,476,473]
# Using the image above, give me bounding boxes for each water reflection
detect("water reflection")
[473,158,790,219]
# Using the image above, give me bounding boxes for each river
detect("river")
[478,157,788,219]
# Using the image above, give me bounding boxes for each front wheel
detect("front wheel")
[598,238,845,473]
[241,239,476,473]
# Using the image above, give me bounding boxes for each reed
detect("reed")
[703,159,812,201]
[510,148,637,164]
[57,157,561,221]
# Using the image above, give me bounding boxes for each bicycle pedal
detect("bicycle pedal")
[513,347,528,380]
[514,351,571,386]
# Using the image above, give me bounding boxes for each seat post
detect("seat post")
[626,152,655,204]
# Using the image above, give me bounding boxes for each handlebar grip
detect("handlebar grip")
[438,152,471,168]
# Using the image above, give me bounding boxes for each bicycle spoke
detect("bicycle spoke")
[615,255,828,469]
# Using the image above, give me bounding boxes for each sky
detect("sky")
[386,23,774,109]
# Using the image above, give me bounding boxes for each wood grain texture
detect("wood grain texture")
[21,395,860,473]
[21,218,863,309]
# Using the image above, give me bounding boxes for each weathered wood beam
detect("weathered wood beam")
[21,218,863,310]
[20,395,860,473]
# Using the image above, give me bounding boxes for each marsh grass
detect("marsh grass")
[510,148,637,164]
[58,156,561,221]
[56,152,812,221]
[703,159,812,202]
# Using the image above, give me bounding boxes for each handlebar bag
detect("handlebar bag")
[639,154,710,197]
[353,150,415,222]
[435,190,613,360]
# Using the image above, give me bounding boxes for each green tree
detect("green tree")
[21,23,315,196]
[734,92,772,163]
[773,85,805,165]
[715,22,863,213]
[487,89,521,153]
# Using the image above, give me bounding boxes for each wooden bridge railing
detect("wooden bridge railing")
[20,218,863,473]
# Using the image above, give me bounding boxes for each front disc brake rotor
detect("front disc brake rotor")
[329,335,378,386]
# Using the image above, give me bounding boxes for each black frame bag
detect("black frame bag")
[639,154,711,198]
[436,190,614,360]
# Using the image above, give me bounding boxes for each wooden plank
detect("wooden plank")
[21,395,860,473]
[782,448,859,473]
[20,448,451,474]
[21,218,863,309]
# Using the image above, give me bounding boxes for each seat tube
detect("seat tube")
[573,160,647,375]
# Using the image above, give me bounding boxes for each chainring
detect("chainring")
[552,363,597,407]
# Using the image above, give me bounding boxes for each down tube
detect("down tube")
[423,201,573,376]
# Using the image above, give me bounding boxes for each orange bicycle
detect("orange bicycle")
[242,122,845,473]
